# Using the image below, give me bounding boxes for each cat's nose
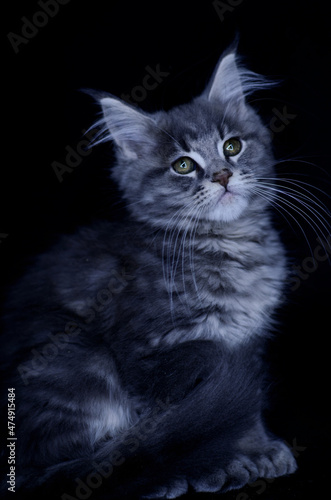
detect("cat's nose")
[212,168,233,187]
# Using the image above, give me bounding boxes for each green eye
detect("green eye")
[172,156,197,175]
[223,138,242,157]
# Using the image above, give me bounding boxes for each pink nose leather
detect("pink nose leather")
[212,169,233,187]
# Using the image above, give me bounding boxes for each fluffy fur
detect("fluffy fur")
[0,48,299,499]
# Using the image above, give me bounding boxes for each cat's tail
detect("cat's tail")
[21,340,262,499]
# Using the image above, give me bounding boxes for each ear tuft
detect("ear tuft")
[87,95,156,160]
[205,48,275,104]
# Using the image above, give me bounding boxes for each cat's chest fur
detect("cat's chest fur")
[55,217,285,349]
[102,220,283,345]
[154,223,285,346]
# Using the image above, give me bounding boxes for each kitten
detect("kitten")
[1,47,299,499]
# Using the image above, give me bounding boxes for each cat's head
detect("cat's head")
[93,48,275,227]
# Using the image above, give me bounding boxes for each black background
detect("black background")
[2,1,331,499]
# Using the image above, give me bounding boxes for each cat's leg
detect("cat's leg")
[131,342,265,499]
[137,358,297,499]
[226,419,297,487]
[191,418,297,494]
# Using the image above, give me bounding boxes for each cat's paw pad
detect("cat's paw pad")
[255,439,297,478]
[142,478,188,499]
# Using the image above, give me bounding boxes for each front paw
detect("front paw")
[142,478,188,499]
[191,439,297,494]
[191,456,259,493]
[221,438,297,492]
[253,439,297,478]
[142,439,297,498]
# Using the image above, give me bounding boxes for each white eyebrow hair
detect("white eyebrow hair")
[185,151,206,169]
[217,139,224,159]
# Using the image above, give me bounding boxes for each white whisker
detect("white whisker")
[256,181,331,240]
[274,158,331,180]
[189,206,204,298]
[162,201,199,318]
[252,186,316,258]
[253,172,331,262]
[258,177,331,206]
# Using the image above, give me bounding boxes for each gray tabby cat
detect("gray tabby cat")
[1,47,298,499]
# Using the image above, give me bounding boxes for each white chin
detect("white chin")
[207,193,248,222]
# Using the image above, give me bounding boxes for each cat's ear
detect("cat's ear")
[95,95,156,160]
[204,49,270,105]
